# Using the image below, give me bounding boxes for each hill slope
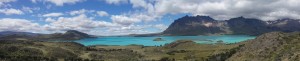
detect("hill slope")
[0,30,95,41]
[226,32,300,61]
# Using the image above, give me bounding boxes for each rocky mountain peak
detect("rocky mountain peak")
[178,15,215,22]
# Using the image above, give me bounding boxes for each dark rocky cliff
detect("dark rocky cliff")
[163,15,227,36]
[226,17,271,35]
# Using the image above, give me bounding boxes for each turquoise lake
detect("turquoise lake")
[75,35,256,46]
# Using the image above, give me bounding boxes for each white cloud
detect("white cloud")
[104,24,154,35]
[45,18,56,22]
[40,8,158,35]
[0,8,24,15]
[70,9,86,15]
[0,15,159,36]
[0,0,16,7]
[97,11,109,17]
[129,0,154,12]
[109,10,160,25]
[104,0,128,5]
[43,14,159,35]
[31,0,37,3]
[21,6,40,13]
[111,15,141,25]
[153,24,167,31]
[0,18,42,32]
[69,9,94,15]
[151,0,300,20]
[262,9,300,20]
[0,0,16,3]
[22,7,33,13]
[104,0,300,21]
[45,14,117,32]
[130,0,148,8]
[103,0,159,25]
[46,0,85,6]
[43,12,63,17]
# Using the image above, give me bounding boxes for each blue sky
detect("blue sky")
[0,0,299,36]
[0,0,186,36]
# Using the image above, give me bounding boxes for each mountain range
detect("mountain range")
[162,15,300,36]
[0,30,95,41]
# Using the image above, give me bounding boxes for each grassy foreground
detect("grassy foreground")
[0,39,242,61]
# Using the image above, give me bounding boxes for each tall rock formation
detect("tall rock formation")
[163,15,227,35]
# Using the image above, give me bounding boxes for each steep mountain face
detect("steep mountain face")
[0,30,95,41]
[226,17,271,35]
[163,15,300,36]
[226,32,300,61]
[163,15,227,36]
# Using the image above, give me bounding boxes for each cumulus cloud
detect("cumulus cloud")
[97,11,109,17]
[42,14,154,35]
[153,0,300,20]
[109,11,160,26]
[0,18,42,32]
[104,0,300,21]
[22,7,33,13]
[45,18,56,22]
[45,0,85,6]
[0,0,16,7]
[0,14,160,36]
[21,6,40,13]
[263,9,300,20]
[129,0,155,12]
[111,15,141,25]
[104,0,128,5]
[153,24,167,31]
[31,0,37,3]
[69,9,94,16]
[0,8,24,15]
[105,24,153,35]
[44,14,117,31]
[43,12,63,17]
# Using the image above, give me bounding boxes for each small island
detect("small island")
[215,40,225,44]
[153,37,164,41]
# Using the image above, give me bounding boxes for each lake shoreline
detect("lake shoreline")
[75,35,256,46]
